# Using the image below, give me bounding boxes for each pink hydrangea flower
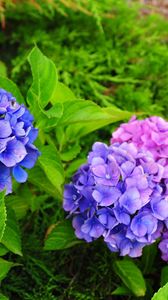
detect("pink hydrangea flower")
[111,116,168,178]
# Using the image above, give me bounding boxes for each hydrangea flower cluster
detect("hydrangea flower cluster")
[0,88,40,194]
[111,116,168,260]
[63,141,168,258]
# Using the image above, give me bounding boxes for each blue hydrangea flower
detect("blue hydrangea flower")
[0,89,40,193]
[63,141,167,258]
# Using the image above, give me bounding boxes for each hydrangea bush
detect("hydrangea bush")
[1,47,137,299]
[0,88,40,193]
[64,116,168,261]
[1,47,168,300]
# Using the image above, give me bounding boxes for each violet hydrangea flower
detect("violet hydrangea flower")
[63,141,166,258]
[159,231,168,261]
[111,116,168,260]
[0,89,40,193]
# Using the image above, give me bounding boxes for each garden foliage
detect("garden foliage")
[0,1,168,299]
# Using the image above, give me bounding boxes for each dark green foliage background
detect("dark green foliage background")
[1,1,168,299]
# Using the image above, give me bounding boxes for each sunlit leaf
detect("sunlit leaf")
[27,46,58,108]
[152,282,168,300]
[0,76,24,104]
[114,259,146,297]
[39,145,64,196]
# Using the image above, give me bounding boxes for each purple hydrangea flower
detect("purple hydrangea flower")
[111,116,168,260]
[159,232,168,261]
[0,89,40,193]
[63,141,166,258]
[105,226,145,257]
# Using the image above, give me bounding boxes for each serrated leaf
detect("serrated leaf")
[114,259,146,297]
[0,76,24,104]
[27,46,58,108]
[0,191,7,242]
[39,145,64,196]
[1,208,22,256]
[44,220,82,250]
[0,258,17,281]
[152,282,168,300]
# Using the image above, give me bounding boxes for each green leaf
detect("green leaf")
[60,143,81,161]
[42,103,63,119]
[141,243,157,274]
[44,220,82,250]
[0,76,24,104]
[0,258,17,281]
[6,184,45,218]
[1,208,22,256]
[27,47,63,130]
[0,244,8,256]
[59,100,104,125]
[0,191,7,242]
[152,282,168,300]
[0,293,9,300]
[51,81,76,104]
[6,194,29,220]
[114,259,146,297]
[112,285,131,296]
[37,103,63,129]
[0,61,7,77]
[39,145,64,196]
[161,266,168,287]
[27,46,58,108]
[59,100,132,140]
[28,166,57,197]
